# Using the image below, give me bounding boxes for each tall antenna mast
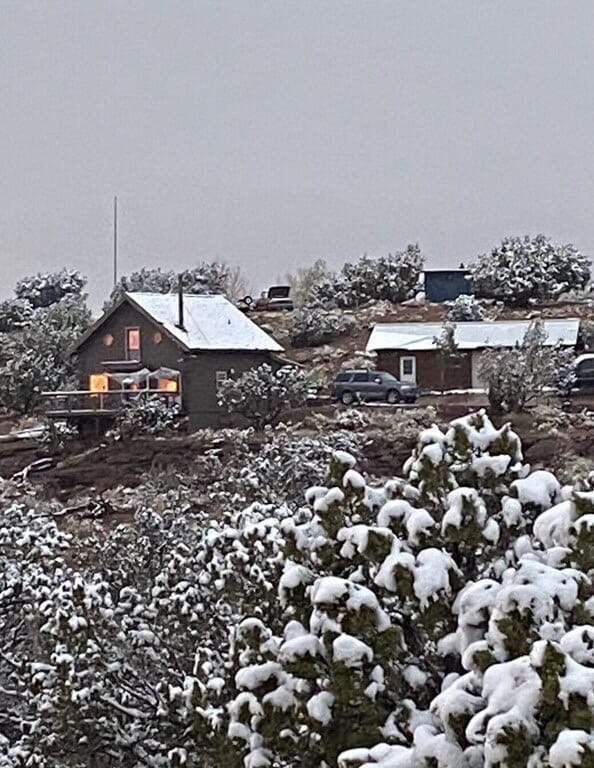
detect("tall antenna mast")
[113,196,118,287]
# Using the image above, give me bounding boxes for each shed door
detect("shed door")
[400,356,417,384]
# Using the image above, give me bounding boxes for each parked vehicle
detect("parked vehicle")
[331,369,419,405]
[573,354,594,390]
[239,285,294,312]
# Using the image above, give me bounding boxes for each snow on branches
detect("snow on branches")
[107,395,186,440]
[2,410,594,767]
[218,363,310,430]
[312,245,423,309]
[106,263,245,308]
[14,269,87,309]
[290,307,355,347]
[478,321,575,414]
[471,235,590,307]
[446,294,486,322]
[0,296,91,414]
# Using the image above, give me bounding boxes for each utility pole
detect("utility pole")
[113,196,118,287]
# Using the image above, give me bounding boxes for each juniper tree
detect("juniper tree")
[471,234,590,307]
[218,363,310,430]
[2,410,594,768]
[312,245,423,309]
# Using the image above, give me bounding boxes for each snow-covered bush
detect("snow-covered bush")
[478,321,574,413]
[107,262,245,307]
[0,297,91,414]
[14,269,87,309]
[471,234,590,306]
[578,320,594,352]
[3,409,594,766]
[39,419,79,455]
[434,322,462,390]
[312,244,423,308]
[107,394,186,440]
[0,270,86,332]
[208,424,360,510]
[218,363,310,430]
[285,258,331,307]
[446,294,486,322]
[0,298,33,332]
[290,307,355,347]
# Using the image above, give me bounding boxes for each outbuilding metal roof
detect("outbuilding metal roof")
[127,292,283,352]
[366,319,580,353]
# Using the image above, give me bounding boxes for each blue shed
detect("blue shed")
[425,269,471,303]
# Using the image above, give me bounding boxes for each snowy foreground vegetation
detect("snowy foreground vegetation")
[2,411,594,767]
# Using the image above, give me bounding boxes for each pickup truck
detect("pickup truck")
[239,286,294,312]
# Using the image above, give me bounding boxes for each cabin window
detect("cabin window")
[89,374,109,393]
[102,333,114,347]
[153,331,163,345]
[158,378,178,393]
[125,328,141,361]
[215,370,229,390]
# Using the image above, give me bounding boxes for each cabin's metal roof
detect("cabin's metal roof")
[127,292,283,352]
[366,319,580,353]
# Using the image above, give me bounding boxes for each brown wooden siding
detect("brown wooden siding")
[183,350,279,430]
[76,302,183,381]
[75,299,279,430]
[376,349,472,391]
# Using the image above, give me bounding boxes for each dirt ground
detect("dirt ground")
[1,401,592,503]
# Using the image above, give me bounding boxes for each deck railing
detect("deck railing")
[42,389,181,416]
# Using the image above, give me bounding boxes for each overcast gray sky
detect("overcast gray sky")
[2,0,593,307]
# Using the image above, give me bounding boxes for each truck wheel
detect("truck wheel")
[341,391,355,406]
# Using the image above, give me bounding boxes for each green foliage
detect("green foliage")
[218,363,310,430]
[106,262,247,308]
[107,394,186,440]
[290,306,355,347]
[39,420,79,456]
[311,244,423,308]
[0,297,91,414]
[471,234,590,307]
[478,321,574,414]
[285,258,331,307]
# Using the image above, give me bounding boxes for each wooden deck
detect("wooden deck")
[42,389,181,418]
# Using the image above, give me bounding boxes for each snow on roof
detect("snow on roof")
[366,319,580,353]
[127,292,283,352]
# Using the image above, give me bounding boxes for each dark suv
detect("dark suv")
[331,369,419,405]
[573,355,594,391]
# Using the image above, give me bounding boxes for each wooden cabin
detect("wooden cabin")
[44,291,284,431]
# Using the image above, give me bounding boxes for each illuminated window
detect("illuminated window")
[102,334,114,347]
[158,378,178,393]
[89,374,109,393]
[153,331,163,345]
[125,328,141,361]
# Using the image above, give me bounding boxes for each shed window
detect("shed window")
[401,358,414,376]
[216,370,229,390]
[125,328,141,361]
